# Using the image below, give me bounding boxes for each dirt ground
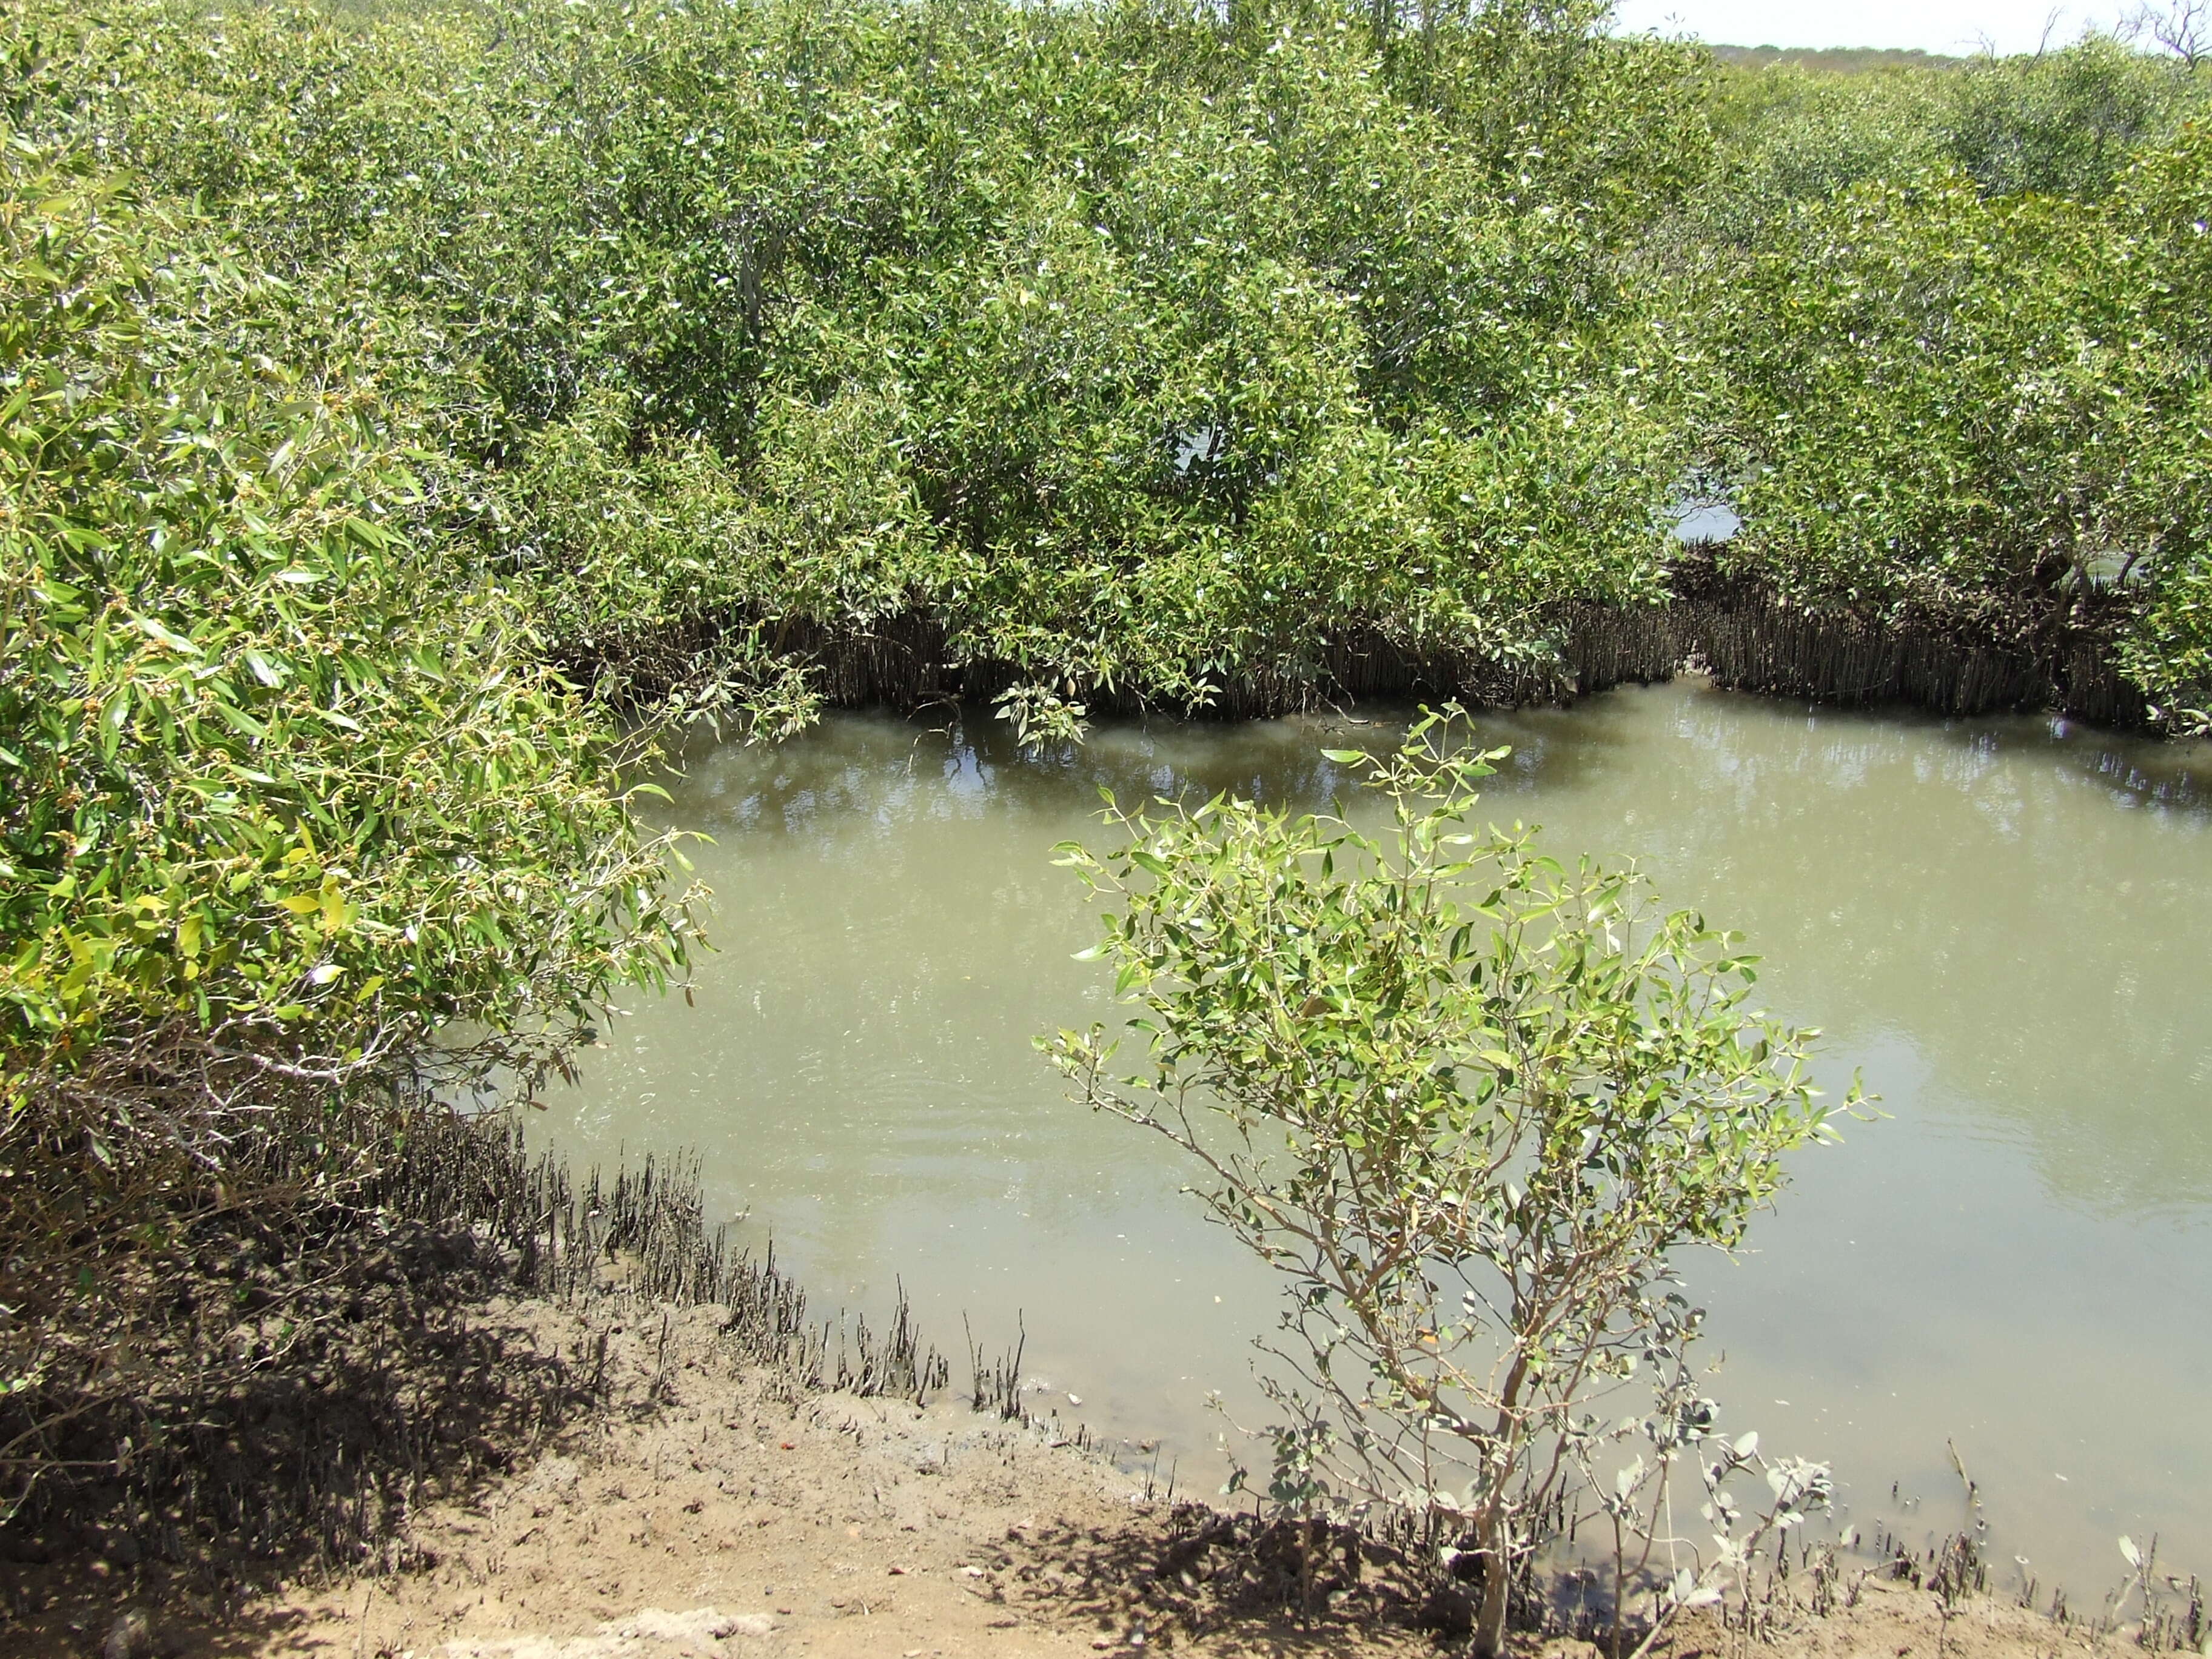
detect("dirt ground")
[4,1296,2159,1659]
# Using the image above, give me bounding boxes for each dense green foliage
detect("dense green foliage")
[0,151,697,1119]
[1711,155,2204,637]
[5,0,1716,722]
[8,0,2205,765]
[1692,39,2211,726]
[1701,36,2206,210]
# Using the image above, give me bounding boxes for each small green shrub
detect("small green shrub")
[1046,712,1855,1656]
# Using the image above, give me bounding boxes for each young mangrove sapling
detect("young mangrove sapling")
[1043,709,1857,1657]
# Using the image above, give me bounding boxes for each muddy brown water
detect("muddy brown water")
[546,677,2212,1592]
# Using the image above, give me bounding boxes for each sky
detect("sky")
[1608,0,2139,55]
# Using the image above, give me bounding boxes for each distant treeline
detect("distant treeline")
[1708,44,1966,73]
[1,0,2208,1525]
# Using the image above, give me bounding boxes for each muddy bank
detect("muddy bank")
[5,1279,2190,1659]
[2,1105,2196,1659]
[0,1106,944,1635]
[729,577,2155,731]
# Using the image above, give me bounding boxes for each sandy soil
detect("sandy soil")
[262,1298,1242,1659]
[5,1295,2159,1659]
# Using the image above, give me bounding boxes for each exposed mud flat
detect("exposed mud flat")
[5,1291,2172,1659]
